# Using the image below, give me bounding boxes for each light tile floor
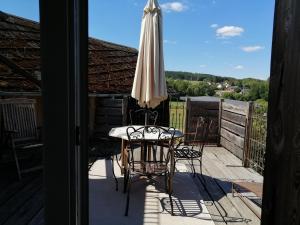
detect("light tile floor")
[89,159,215,225]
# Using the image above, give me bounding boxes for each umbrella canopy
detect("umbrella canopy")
[131,0,168,109]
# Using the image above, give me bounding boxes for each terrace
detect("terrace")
[0,10,266,225]
[0,147,262,225]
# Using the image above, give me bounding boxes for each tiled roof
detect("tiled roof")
[0,11,138,94]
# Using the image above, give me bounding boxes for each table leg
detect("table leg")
[169,149,175,194]
[121,140,128,174]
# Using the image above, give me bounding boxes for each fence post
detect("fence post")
[122,96,128,126]
[218,99,224,147]
[184,97,191,138]
[243,101,254,167]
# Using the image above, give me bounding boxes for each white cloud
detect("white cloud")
[210,24,218,28]
[161,2,187,12]
[216,26,244,38]
[241,45,264,52]
[164,39,177,44]
[200,64,207,68]
[234,65,244,70]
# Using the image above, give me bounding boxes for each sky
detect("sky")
[1,0,275,80]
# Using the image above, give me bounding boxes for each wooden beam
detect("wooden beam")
[0,54,41,87]
[262,0,300,224]
[243,102,254,167]
[218,98,224,146]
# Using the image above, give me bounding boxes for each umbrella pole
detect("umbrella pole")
[144,105,149,168]
[145,105,148,126]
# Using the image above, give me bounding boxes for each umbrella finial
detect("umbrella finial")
[144,0,161,13]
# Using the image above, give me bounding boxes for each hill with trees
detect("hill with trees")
[166,71,269,104]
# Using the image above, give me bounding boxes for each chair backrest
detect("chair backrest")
[126,126,176,164]
[145,126,176,163]
[126,126,145,142]
[129,109,158,125]
[192,116,212,153]
[0,98,38,142]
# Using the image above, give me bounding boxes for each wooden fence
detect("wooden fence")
[185,98,220,144]
[92,95,170,142]
[219,99,253,162]
[92,96,125,142]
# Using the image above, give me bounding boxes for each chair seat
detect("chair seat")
[15,142,43,150]
[174,148,202,159]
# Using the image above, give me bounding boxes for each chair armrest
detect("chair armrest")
[4,130,18,134]
[36,126,43,141]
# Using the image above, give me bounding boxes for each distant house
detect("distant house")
[226,86,240,92]
[217,83,223,89]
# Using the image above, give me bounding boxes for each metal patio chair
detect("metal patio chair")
[129,108,158,125]
[174,116,211,176]
[124,126,176,216]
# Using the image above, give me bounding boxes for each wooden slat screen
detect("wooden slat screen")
[126,96,170,127]
[219,100,250,160]
[185,100,220,144]
[92,97,125,141]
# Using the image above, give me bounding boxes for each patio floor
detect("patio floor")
[0,147,263,225]
[89,146,263,225]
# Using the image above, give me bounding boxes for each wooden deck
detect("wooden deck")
[0,147,262,225]
[193,147,263,225]
[0,170,44,225]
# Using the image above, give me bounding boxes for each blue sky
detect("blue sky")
[1,0,275,80]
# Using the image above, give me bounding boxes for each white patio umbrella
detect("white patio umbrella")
[131,0,168,109]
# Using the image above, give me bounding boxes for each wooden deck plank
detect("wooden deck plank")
[200,167,247,225]
[203,150,239,180]
[205,149,254,181]
[28,208,44,225]
[179,159,227,225]
[214,179,261,224]
[206,147,263,182]
[3,187,44,225]
[0,176,42,224]
[183,147,263,225]
[193,176,226,225]
[0,176,36,206]
[192,173,227,225]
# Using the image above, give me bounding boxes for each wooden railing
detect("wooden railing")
[219,99,251,161]
[245,104,267,175]
[182,98,267,174]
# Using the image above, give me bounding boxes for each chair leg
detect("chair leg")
[169,193,174,216]
[200,158,203,175]
[125,170,131,216]
[166,172,174,216]
[12,147,22,180]
[123,168,128,193]
[111,156,118,191]
[191,158,196,177]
